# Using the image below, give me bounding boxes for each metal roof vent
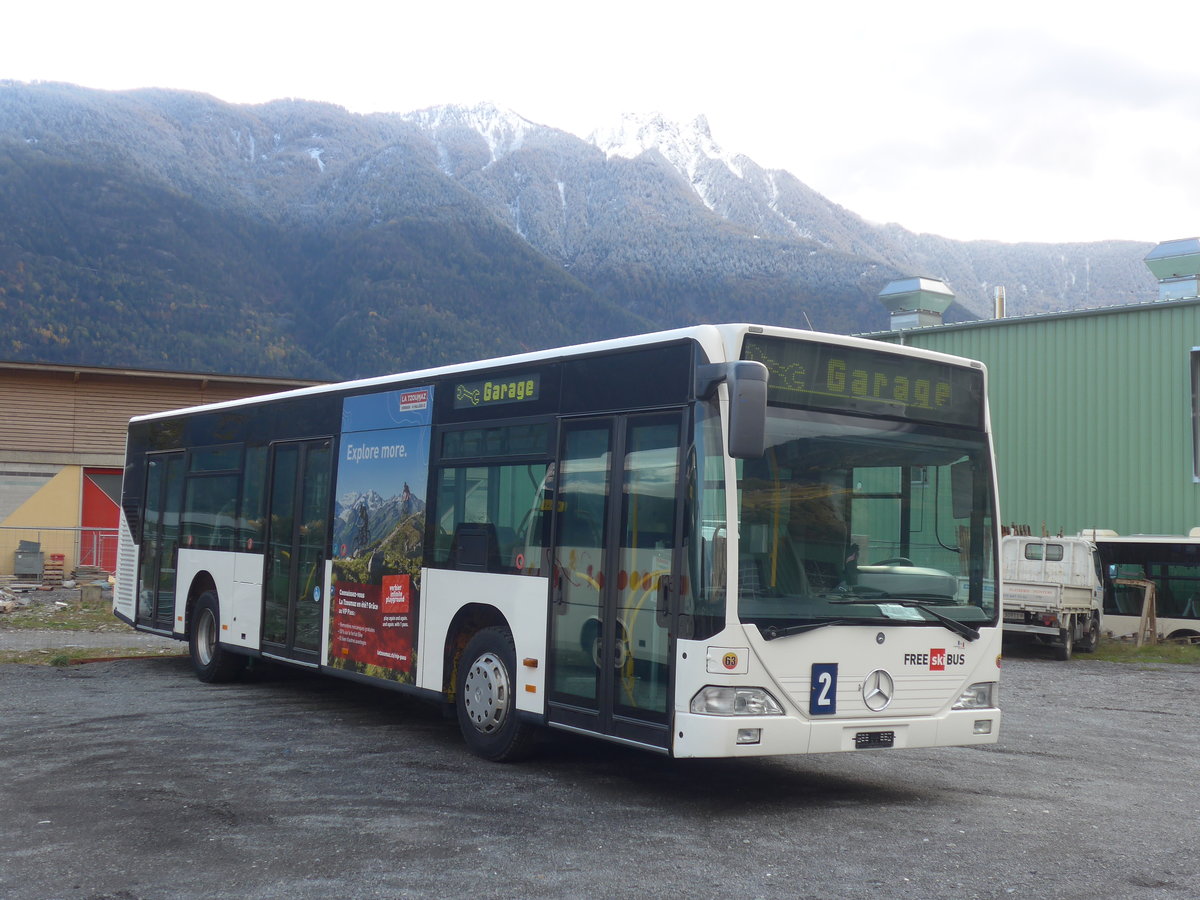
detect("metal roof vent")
[1144,238,1200,300]
[879,276,954,330]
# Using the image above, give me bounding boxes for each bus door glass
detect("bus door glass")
[263,438,332,658]
[137,452,185,631]
[548,412,681,747]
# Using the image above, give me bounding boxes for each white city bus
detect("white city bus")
[1084,530,1200,641]
[115,324,1002,760]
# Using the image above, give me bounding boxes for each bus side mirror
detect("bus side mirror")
[727,361,767,459]
[698,361,768,459]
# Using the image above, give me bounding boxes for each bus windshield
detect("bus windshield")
[733,407,997,636]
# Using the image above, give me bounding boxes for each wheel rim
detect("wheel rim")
[462,651,510,735]
[196,608,217,666]
[590,634,606,668]
[591,628,630,669]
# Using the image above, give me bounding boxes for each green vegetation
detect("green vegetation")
[2,598,119,631]
[0,82,944,382]
[0,596,187,665]
[0,646,186,666]
[1089,639,1200,665]
[0,81,1160,387]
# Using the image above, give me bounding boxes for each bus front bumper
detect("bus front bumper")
[671,708,1001,758]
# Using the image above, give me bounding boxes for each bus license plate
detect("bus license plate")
[855,731,895,749]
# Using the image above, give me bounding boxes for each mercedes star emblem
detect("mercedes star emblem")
[862,668,895,711]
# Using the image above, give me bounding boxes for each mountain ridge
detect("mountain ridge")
[0,82,1159,379]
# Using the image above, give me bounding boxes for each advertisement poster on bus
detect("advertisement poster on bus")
[327,386,433,683]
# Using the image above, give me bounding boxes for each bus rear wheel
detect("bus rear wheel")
[456,626,536,762]
[190,590,244,684]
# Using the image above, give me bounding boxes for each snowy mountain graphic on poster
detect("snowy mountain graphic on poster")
[332,386,433,565]
[333,486,426,559]
[328,386,433,683]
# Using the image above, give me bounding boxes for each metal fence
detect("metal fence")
[0,526,118,579]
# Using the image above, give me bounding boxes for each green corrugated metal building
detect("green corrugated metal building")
[864,249,1200,538]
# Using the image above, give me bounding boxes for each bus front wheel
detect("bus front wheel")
[189,590,244,684]
[455,626,536,762]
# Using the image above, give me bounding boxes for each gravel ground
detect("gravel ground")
[1,648,1198,900]
[0,584,180,653]
[0,628,180,651]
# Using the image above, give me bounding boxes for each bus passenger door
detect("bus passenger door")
[262,438,332,661]
[136,452,185,632]
[547,412,682,750]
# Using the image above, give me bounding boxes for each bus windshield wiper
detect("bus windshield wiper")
[761,617,891,640]
[814,586,891,600]
[827,596,980,642]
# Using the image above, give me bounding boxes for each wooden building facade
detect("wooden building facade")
[0,362,318,578]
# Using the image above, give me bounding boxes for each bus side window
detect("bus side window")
[180,444,245,552]
[431,462,548,575]
[182,473,240,551]
[239,446,267,551]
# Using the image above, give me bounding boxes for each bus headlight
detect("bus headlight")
[690,686,784,716]
[952,682,997,710]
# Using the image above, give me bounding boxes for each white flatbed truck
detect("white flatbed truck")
[1001,535,1103,660]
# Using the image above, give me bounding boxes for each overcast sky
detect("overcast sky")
[5,1,1198,244]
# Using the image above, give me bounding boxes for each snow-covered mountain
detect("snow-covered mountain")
[0,83,1159,380]
[338,489,387,515]
[398,101,1154,320]
[403,103,544,171]
[334,488,426,559]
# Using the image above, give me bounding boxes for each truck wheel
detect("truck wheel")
[1054,624,1074,661]
[1079,613,1101,653]
[190,590,245,683]
[456,626,537,762]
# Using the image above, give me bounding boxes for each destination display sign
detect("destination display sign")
[741,335,983,427]
[453,373,541,410]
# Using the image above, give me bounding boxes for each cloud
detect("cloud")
[5,0,1199,242]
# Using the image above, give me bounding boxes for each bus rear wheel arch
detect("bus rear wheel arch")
[1166,629,1200,642]
[455,626,536,761]
[189,590,245,684]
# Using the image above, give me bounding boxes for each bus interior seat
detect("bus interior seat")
[739,547,811,598]
[557,498,600,547]
[738,554,770,597]
[493,526,518,568]
[785,491,849,592]
[450,522,501,572]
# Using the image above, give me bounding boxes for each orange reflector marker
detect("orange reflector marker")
[222,624,229,630]
[525,684,537,693]
[523,658,539,668]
